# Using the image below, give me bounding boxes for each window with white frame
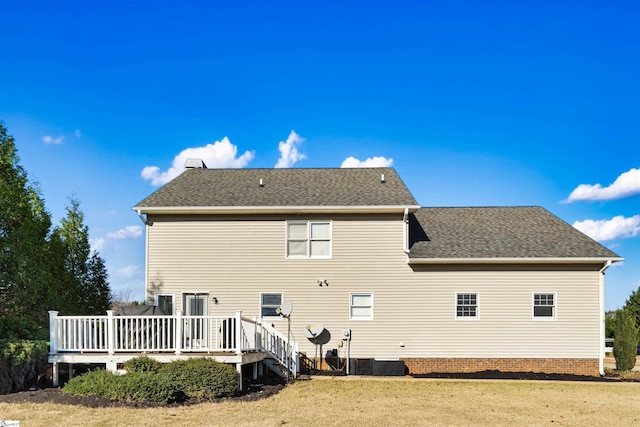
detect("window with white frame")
[456,293,477,318]
[350,293,373,320]
[156,294,174,315]
[533,293,555,318]
[286,221,331,258]
[261,293,282,317]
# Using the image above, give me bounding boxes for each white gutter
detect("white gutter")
[136,209,152,226]
[403,208,410,254]
[133,205,421,215]
[408,257,624,265]
[599,259,613,376]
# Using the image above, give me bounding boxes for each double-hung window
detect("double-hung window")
[350,293,373,320]
[533,293,555,319]
[155,294,174,315]
[286,221,331,258]
[456,293,478,319]
[261,293,282,317]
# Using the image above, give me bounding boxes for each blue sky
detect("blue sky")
[1,0,638,310]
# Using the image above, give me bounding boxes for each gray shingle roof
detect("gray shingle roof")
[409,207,620,260]
[134,167,419,211]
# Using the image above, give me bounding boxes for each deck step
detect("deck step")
[263,358,288,378]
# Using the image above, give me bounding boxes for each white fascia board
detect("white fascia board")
[133,205,421,215]
[408,257,624,265]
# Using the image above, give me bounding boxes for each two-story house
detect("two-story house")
[131,164,621,377]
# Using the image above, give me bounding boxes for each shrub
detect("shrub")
[614,309,639,371]
[113,372,182,403]
[159,358,238,399]
[0,340,48,394]
[123,356,162,374]
[63,357,238,403]
[64,369,182,403]
[63,369,119,397]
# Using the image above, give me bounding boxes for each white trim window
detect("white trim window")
[261,293,283,317]
[286,221,332,259]
[155,293,175,315]
[533,293,556,319]
[456,293,478,319]
[350,293,373,320]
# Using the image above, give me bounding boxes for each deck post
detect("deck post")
[48,311,58,355]
[52,361,59,387]
[175,310,183,355]
[106,310,115,355]
[237,364,243,392]
[235,311,242,355]
[49,311,59,387]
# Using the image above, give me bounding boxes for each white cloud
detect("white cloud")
[90,237,106,253]
[141,137,255,186]
[567,168,640,202]
[42,135,64,144]
[115,265,142,278]
[106,225,143,239]
[341,156,394,168]
[573,215,640,242]
[275,130,306,168]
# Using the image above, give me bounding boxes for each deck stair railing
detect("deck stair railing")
[244,317,299,377]
[49,310,299,377]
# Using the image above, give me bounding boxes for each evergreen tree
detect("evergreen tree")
[85,252,111,313]
[624,286,640,335]
[0,122,53,339]
[54,198,111,315]
[0,122,112,338]
[613,309,639,371]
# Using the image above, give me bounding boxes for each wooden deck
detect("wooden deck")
[48,310,298,390]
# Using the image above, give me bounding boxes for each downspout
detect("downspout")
[598,260,612,376]
[137,210,150,305]
[402,208,410,254]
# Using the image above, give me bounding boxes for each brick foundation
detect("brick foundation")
[401,358,600,376]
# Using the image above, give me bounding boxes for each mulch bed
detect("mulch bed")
[0,376,287,408]
[411,370,631,381]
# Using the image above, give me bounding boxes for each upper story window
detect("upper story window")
[533,293,555,319]
[286,221,332,258]
[456,293,478,319]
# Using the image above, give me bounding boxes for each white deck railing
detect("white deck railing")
[48,310,299,376]
[249,317,299,376]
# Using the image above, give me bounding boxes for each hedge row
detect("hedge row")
[0,340,49,394]
[63,357,238,403]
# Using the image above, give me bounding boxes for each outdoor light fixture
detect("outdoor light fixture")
[212,297,219,304]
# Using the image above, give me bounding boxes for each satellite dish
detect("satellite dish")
[304,323,325,339]
[278,300,293,317]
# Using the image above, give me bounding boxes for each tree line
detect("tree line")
[0,122,111,340]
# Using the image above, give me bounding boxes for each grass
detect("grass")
[1,378,640,426]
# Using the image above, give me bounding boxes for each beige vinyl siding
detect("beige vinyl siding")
[145,214,603,361]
